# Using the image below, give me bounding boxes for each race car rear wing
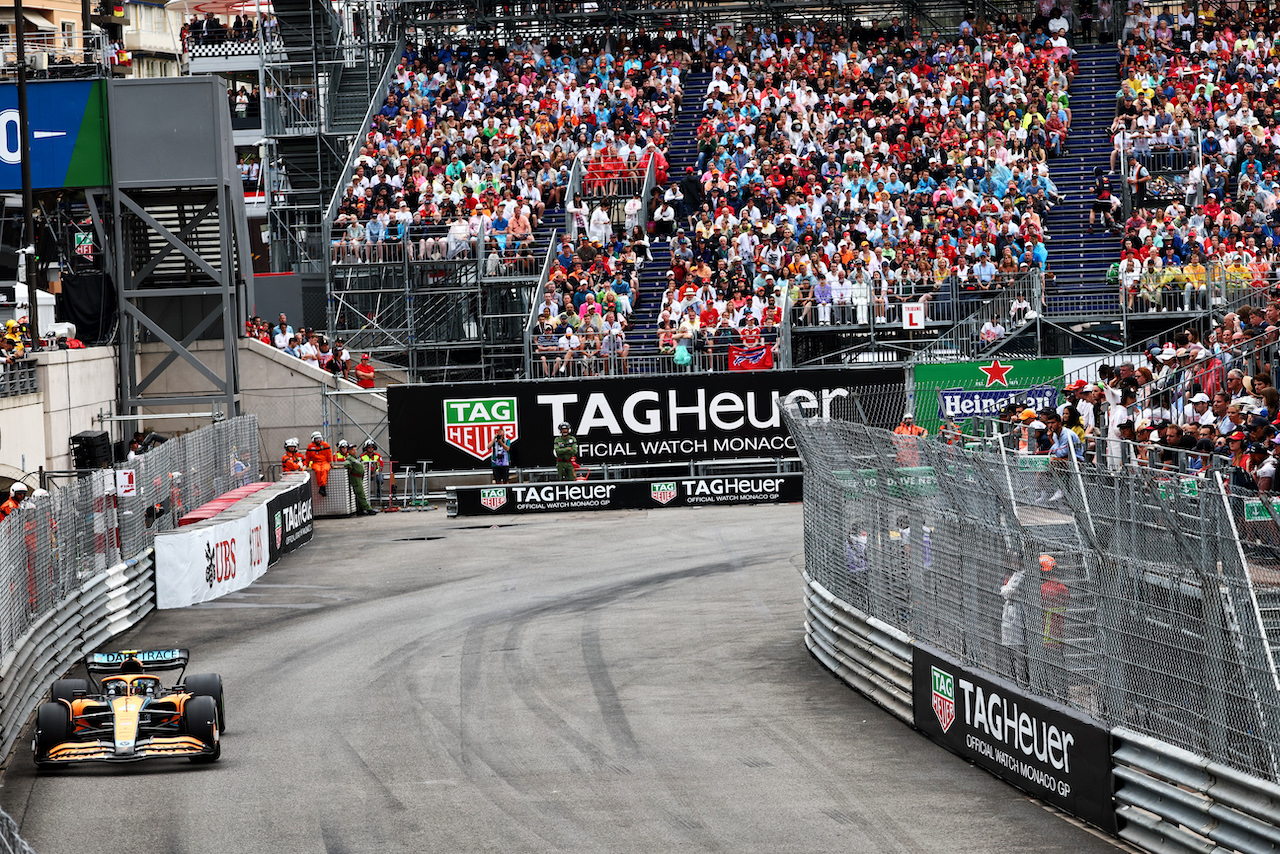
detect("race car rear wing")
[85,649,190,676]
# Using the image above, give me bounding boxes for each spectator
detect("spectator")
[354,354,376,388]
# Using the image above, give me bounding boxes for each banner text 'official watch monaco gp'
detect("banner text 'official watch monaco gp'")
[388,368,905,471]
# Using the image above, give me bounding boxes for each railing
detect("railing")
[914,272,1043,363]
[478,223,547,280]
[564,156,586,240]
[320,32,409,248]
[0,31,110,79]
[0,360,39,399]
[523,232,561,376]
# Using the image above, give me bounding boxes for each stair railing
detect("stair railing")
[523,231,560,378]
[564,155,586,239]
[320,31,406,244]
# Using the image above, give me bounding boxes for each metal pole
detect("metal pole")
[14,0,41,351]
[82,0,93,63]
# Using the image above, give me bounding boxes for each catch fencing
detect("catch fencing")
[0,415,259,768]
[785,404,1280,848]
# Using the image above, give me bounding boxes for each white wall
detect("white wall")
[0,390,47,485]
[34,347,123,474]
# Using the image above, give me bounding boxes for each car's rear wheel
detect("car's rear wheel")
[184,673,226,733]
[183,695,220,763]
[50,678,89,705]
[34,702,70,763]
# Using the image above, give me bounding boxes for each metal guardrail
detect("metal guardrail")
[804,573,914,723]
[0,549,154,766]
[1112,727,1280,854]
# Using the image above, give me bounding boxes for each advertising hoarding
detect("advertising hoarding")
[389,369,905,472]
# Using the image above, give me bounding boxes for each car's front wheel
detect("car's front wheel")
[184,673,226,733]
[33,702,70,763]
[183,695,220,763]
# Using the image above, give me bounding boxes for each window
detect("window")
[61,21,74,50]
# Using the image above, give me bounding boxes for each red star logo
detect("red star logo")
[979,359,1013,387]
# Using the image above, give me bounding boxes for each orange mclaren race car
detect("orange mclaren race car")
[33,648,224,766]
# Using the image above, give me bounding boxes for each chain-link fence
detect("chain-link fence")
[785,406,1280,783]
[0,416,260,662]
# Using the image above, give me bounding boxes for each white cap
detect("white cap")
[10,482,27,492]
[1191,393,1211,403]
[311,431,323,441]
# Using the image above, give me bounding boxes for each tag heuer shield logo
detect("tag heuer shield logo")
[931,665,956,733]
[480,488,507,511]
[444,397,518,461]
[650,481,677,505]
[274,511,283,548]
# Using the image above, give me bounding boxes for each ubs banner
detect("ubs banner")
[451,473,803,515]
[388,369,904,471]
[912,645,1115,832]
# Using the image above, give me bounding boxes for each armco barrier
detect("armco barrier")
[1112,727,1280,854]
[803,573,913,724]
[0,549,154,766]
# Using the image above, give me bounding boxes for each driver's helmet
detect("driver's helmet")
[132,677,160,696]
[103,678,127,697]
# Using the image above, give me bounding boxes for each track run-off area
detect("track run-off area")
[1,504,1120,853]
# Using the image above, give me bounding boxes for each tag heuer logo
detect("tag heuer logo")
[480,488,507,511]
[444,397,519,461]
[274,511,283,548]
[650,481,677,505]
[931,666,956,733]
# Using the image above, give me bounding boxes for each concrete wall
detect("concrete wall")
[137,338,388,470]
[0,390,47,485]
[34,347,123,475]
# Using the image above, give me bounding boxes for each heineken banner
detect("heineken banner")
[389,368,905,472]
[451,473,803,516]
[912,644,1115,832]
[912,358,1064,436]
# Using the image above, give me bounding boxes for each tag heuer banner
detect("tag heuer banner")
[912,644,1115,832]
[265,474,314,565]
[450,473,803,516]
[390,368,905,472]
[912,358,1064,437]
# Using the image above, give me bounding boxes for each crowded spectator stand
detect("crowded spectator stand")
[1109,0,1280,321]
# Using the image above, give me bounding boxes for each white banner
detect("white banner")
[903,302,926,330]
[155,504,269,609]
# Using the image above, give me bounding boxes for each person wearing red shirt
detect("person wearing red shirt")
[354,354,376,389]
[699,303,720,329]
[738,315,762,346]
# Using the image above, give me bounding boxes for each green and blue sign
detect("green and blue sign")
[913,358,1065,435]
[0,80,110,191]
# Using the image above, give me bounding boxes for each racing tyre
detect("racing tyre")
[50,678,89,705]
[184,673,226,732]
[34,702,70,763]
[183,695,220,763]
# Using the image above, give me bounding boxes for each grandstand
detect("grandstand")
[235,0,1279,382]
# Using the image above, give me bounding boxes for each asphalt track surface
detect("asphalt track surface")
[1,504,1121,854]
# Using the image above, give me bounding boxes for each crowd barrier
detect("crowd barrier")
[787,408,1280,851]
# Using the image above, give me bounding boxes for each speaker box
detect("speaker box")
[70,430,113,469]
